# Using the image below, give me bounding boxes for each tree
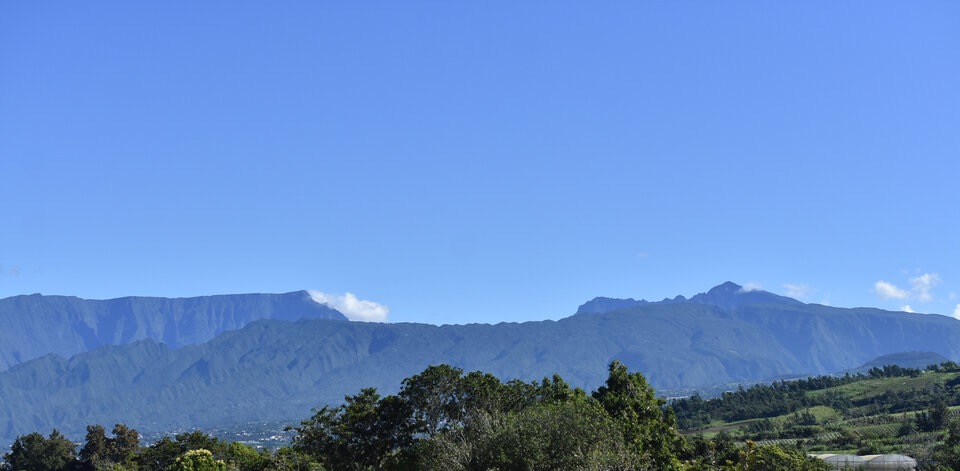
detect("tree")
[4,430,77,471]
[334,387,395,470]
[682,433,743,470]
[746,443,829,471]
[291,387,412,470]
[172,449,226,471]
[108,424,140,464]
[137,436,183,471]
[935,418,960,470]
[476,399,637,471]
[271,447,317,471]
[79,425,109,468]
[290,404,340,464]
[225,442,272,471]
[458,371,507,420]
[78,424,140,470]
[174,431,226,457]
[399,364,465,435]
[137,432,225,471]
[593,360,684,470]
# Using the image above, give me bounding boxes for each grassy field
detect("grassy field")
[677,368,960,461]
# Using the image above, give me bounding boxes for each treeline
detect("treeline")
[2,427,278,471]
[672,362,960,430]
[2,361,830,471]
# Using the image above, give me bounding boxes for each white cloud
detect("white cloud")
[909,273,941,302]
[307,291,389,322]
[954,304,960,320]
[782,283,810,299]
[902,305,915,313]
[875,280,909,300]
[740,282,763,292]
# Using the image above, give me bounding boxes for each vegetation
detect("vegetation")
[672,362,960,469]
[8,288,960,445]
[11,361,960,470]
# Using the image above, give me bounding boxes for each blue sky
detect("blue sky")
[2,2,958,324]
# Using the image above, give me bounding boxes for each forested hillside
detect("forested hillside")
[2,362,836,471]
[0,291,345,371]
[673,362,960,466]
[2,283,960,445]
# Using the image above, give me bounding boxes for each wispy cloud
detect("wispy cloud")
[902,305,915,313]
[307,291,390,322]
[874,272,943,305]
[953,305,960,320]
[910,273,941,302]
[782,283,810,299]
[740,282,763,293]
[874,280,909,300]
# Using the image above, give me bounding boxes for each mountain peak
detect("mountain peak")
[689,282,802,310]
[575,282,803,315]
[575,296,648,315]
[706,281,745,294]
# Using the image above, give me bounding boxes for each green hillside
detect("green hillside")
[672,362,960,462]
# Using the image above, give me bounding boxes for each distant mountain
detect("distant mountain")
[1,282,959,444]
[575,281,802,314]
[847,351,953,374]
[0,291,346,371]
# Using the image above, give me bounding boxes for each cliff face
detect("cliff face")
[0,291,346,371]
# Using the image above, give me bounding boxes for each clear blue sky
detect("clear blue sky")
[2,2,958,324]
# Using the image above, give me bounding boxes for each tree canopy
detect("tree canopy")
[1,362,844,471]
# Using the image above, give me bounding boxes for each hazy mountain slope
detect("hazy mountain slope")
[0,291,346,371]
[848,351,952,374]
[3,284,960,444]
[575,281,802,314]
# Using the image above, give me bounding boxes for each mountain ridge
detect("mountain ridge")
[0,291,346,371]
[1,283,959,444]
[576,281,805,315]
[2,282,960,445]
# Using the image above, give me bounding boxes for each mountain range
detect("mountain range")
[0,291,345,371]
[1,282,958,445]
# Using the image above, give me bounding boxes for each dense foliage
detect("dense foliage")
[287,361,690,470]
[7,288,960,445]
[672,362,960,469]
[0,362,854,471]
[672,362,960,430]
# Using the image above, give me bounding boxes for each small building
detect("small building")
[815,454,867,470]
[860,454,917,471]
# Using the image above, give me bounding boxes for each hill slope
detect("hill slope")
[0,291,346,371]
[2,283,960,443]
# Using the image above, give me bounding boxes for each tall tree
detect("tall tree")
[593,360,684,470]
[108,424,140,463]
[399,364,465,436]
[291,387,412,470]
[136,436,183,471]
[4,430,77,471]
[79,425,109,468]
[474,399,636,471]
[172,449,226,471]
